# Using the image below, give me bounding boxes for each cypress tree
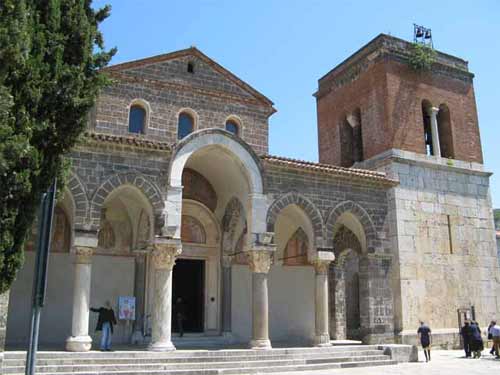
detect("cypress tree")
[0,0,116,293]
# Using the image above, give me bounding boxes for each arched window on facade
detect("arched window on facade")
[178,112,194,139]
[225,119,239,136]
[128,105,146,134]
[283,227,309,266]
[421,100,434,156]
[437,104,454,158]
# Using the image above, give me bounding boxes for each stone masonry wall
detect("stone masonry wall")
[264,162,396,343]
[360,149,500,348]
[95,54,271,154]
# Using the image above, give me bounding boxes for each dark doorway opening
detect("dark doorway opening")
[172,259,205,333]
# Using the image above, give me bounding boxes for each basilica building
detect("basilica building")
[4,34,499,351]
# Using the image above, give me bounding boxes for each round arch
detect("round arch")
[325,200,377,253]
[266,192,324,248]
[182,199,221,247]
[168,128,263,193]
[67,172,89,229]
[90,171,164,232]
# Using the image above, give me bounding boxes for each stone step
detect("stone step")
[4,345,381,359]
[2,355,390,373]
[2,359,397,375]
[3,350,385,366]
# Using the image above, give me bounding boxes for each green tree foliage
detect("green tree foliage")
[0,0,116,293]
[408,43,436,72]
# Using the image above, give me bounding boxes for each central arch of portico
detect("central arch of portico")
[149,128,275,351]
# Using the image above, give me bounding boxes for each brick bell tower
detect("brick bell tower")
[315,34,500,347]
[315,33,483,167]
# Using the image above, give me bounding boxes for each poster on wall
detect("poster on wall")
[118,296,136,320]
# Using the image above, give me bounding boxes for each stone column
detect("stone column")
[221,256,232,334]
[428,106,441,157]
[312,251,334,346]
[148,239,181,352]
[248,250,272,349]
[66,247,94,352]
[132,250,147,341]
[330,261,346,340]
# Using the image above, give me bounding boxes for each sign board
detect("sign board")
[118,296,136,320]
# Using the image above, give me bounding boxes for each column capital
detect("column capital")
[312,260,330,275]
[73,247,94,264]
[428,106,439,116]
[312,251,335,275]
[151,238,182,270]
[222,255,232,268]
[248,250,273,274]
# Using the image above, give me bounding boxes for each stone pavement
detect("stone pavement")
[274,350,499,375]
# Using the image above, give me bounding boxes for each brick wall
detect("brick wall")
[316,34,483,165]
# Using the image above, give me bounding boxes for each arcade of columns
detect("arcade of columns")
[64,229,335,351]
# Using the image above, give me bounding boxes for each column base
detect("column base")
[249,338,272,349]
[314,334,332,347]
[65,335,92,352]
[148,340,176,352]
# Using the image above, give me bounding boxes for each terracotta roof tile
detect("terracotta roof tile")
[262,155,398,186]
[84,132,171,150]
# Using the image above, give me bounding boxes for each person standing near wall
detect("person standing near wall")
[91,300,117,351]
[489,320,500,358]
[469,321,484,358]
[460,320,473,358]
[417,321,432,362]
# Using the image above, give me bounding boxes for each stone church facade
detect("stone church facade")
[2,34,499,352]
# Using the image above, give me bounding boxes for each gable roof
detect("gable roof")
[102,47,275,110]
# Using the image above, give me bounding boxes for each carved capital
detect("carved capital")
[74,247,94,264]
[248,250,272,274]
[221,255,233,268]
[312,259,331,275]
[152,240,182,270]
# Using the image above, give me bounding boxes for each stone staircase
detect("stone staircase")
[2,345,397,374]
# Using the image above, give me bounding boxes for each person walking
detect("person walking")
[487,321,495,356]
[417,321,432,362]
[470,321,484,358]
[489,320,500,359]
[90,300,117,351]
[175,297,186,337]
[460,320,473,358]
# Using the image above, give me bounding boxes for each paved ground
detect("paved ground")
[276,350,499,375]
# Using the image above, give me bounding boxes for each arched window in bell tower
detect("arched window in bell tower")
[422,100,434,156]
[437,104,454,159]
[339,109,363,168]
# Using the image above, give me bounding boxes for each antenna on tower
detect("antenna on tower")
[413,24,433,48]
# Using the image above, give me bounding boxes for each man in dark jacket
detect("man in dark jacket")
[460,320,473,358]
[91,300,117,351]
[175,297,186,337]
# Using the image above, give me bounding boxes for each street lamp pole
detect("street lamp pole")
[25,179,57,375]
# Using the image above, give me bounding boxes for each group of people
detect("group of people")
[417,320,500,362]
[460,320,486,358]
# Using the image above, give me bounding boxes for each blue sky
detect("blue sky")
[94,0,500,207]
